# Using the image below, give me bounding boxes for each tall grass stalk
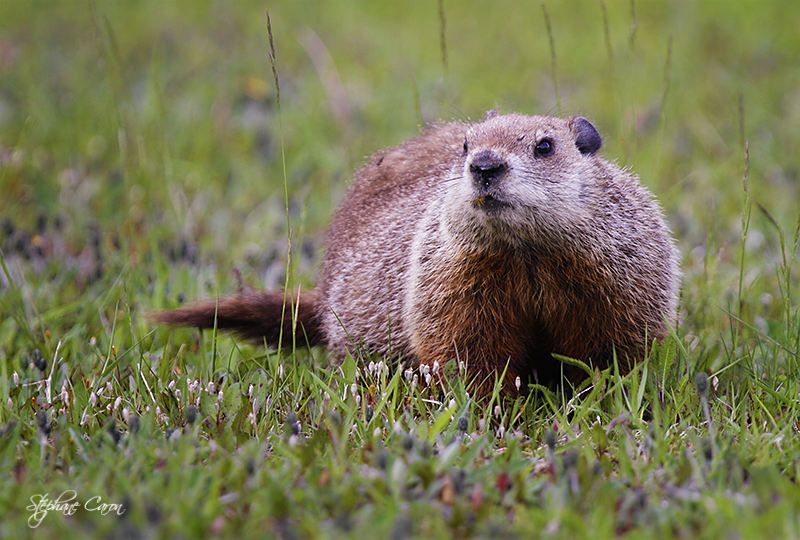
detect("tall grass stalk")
[541,3,561,115]
[437,0,448,74]
[266,12,297,360]
[734,132,751,358]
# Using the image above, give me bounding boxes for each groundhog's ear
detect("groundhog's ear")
[483,109,498,121]
[569,116,602,155]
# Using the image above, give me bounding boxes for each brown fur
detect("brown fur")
[151,290,321,346]
[153,113,680,394]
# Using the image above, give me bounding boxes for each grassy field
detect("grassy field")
[1,1,799,538]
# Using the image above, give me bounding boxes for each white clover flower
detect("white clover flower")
[350,383,357,397]
[494,405,501,418]
[433,361,440,374]
[89,392,97,407]
[113,396,122,411]
[168,380,176,390]
[515,376,521,391]
[12,371,19,387]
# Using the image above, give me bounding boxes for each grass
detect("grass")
[1,1,799,538]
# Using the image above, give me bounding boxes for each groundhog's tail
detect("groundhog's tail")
[150,289,323,348]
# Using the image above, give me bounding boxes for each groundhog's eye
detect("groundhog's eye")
[534,138,554,158]
[463,137,469,156]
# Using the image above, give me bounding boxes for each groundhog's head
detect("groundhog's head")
[447,113,603,246]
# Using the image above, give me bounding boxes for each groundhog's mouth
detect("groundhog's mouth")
[472,194,511,213]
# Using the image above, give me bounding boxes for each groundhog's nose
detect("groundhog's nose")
[469,149,507,188]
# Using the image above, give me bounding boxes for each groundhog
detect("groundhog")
[153,112,680,392]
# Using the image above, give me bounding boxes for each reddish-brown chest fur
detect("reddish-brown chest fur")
[409,248,544,387]
[408,243,626,390]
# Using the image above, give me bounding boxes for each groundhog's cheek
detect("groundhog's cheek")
[447,180,480,210]
[505,182,547,207]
